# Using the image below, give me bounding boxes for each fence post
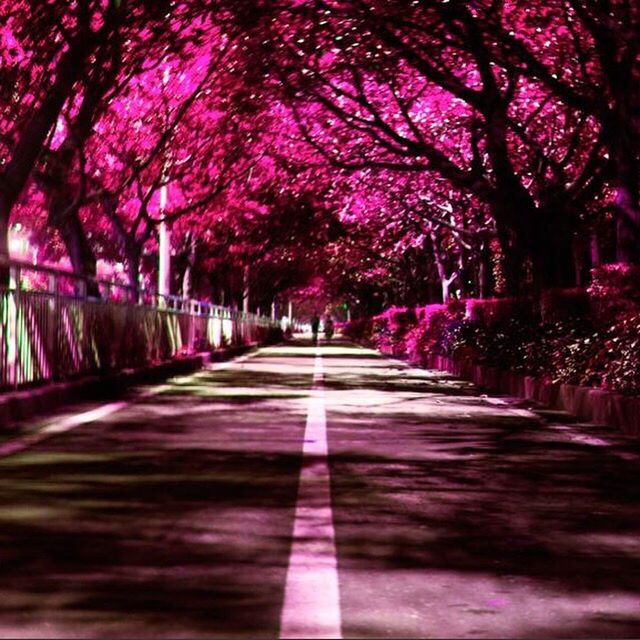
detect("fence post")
[190,299,198,352]
[7,264,19,387]
[48,273,58,380]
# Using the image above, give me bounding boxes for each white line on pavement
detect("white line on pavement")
[280,349,342,640]
[206,351,255,371]
[482,395,537,419]
[0,399,132,459]
[0,349,261,460]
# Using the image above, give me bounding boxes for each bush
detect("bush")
[403,301,465,364]
[342,317,374,342]
[600,312,640,392]
[456,318,544,373]
[371,306,416,356]
[589,263,640,316]
[540,288,589,322]
[344,299,640,394]
[256,325,284,345]
[464,297,534,325]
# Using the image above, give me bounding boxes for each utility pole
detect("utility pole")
[158,184,171,301]
[242,264,250,313]
[158,65,172,304]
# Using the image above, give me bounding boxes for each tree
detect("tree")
[249,0,611,292]
[486,0,639,263]
[0,0,106,282]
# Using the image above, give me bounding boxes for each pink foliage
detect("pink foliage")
[403,302,465,364]
[372,306,416,355]
[465,297,533,325]
[589,263,640,316]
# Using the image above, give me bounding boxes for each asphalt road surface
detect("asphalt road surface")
[0,339,639,638]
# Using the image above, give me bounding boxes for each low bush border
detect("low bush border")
[426,353,640,437]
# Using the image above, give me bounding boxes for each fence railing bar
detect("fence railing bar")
[0,259,286,390]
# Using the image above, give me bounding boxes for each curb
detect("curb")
[425,354,640,437]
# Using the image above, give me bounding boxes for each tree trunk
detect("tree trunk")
[615,179,640,264]
[242,265,250,313]
[610,80,640,264]
[47,186,100,297]
[182,233,197,299]
[573,235,584,288]
[182,265,192,300]
[440,277,452,303]
[457,249,472,298]
[484,109,537,295]
[0,38,92,285]
[478,240,492,299]
[528,211,576,290]
[483,106,580,293]
[590,231,601,269]
[429,229,457,303]
[495,226,524,296]
[0,216,9,286]
[125,243,142,301]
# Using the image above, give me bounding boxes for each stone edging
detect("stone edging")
[425,354,640,437]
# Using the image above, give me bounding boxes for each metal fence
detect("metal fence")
[0,260,278,390]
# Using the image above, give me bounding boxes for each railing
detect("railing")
[0,259,279,390]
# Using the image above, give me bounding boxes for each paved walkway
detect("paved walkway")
[0,340,639,638]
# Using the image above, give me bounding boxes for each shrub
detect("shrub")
[267,325,285,344]
[403,301,465,364]
[540,288,589,322]
[371,306,416,356]
[464,296,534,325]
[589,263,640,316]
[461,318,544,373]
[344,300,640,394]
[342,317,374,342]
[600,312,640,392]
[255,325,284,345]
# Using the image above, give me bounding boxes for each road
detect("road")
[0,339,639,638]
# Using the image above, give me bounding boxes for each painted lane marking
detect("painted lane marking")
[205,351,255,372]
[0,349,262,460]
[0,399,131,459]
[481,395,537,419]
[280,350,342,639]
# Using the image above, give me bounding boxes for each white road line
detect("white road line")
[280,349,342,640]
[206,351,255,372]
[0,349,261,460]
[482,395,537,419]
[0,399,131,459]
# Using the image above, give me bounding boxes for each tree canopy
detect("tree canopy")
[1,0,638,314]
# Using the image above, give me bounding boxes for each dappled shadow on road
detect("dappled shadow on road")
[0,353,312,638]
[161,367,312,404]
[324,374,476,396]
[0,450,300,639]
[320,348,476,397]
[321,350,640,639]
[1,339,639,638]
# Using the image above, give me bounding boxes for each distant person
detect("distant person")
[311,313,320,344]
[324,315,334,342]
